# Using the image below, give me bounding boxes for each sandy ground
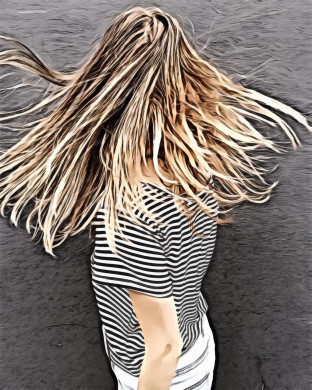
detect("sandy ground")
[1,1,311,389]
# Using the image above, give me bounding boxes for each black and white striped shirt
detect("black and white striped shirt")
[90,180,219,377]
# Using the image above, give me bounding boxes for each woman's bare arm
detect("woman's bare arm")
[127,289,183,390]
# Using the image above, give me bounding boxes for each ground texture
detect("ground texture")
[1,1,311,389]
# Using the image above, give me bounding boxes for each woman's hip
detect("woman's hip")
[110,314,216,390]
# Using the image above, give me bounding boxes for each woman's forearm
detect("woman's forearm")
[137,345,182,390]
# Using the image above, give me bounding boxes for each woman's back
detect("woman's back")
[90,178,218,376]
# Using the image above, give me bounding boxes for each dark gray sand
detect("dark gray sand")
[1,1,311,388]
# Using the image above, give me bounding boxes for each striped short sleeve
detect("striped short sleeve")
[91,210,173,298]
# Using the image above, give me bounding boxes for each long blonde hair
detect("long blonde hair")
[0,6,311,257]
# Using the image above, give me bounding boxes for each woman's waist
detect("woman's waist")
[109,314,215,382]
[176,314,213,371]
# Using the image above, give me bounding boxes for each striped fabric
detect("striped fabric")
[90,179,219,377]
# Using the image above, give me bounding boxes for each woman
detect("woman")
[0,5,311,390]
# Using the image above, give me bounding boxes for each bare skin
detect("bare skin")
[127,156,183,390]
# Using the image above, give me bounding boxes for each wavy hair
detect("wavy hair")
[0,6,311,257]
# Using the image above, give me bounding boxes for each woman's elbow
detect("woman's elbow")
[145,338,183,360]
